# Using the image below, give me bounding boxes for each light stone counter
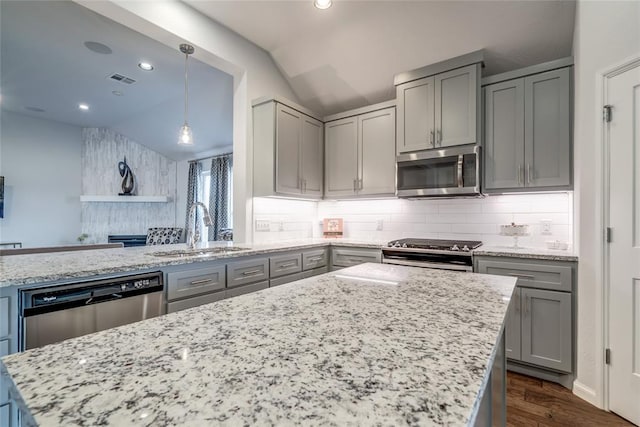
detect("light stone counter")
[472,246,578,262]
[0,239,386,289]
[1,264,515,426]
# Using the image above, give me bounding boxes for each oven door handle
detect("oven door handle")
[382,258,472,272]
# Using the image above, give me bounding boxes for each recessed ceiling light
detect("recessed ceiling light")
[138,62,154,71]
[78,103,90,111]
[112,90,123,96]
[314,0,332,9]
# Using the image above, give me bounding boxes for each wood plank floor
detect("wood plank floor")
[507,372,636,426]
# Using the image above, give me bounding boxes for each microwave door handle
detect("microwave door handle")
[457,154,464,187]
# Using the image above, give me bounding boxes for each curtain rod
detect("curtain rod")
[189,152,232,163]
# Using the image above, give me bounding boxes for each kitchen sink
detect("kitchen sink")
[150,247,250,258]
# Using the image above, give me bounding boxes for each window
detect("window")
[198,164,233,236]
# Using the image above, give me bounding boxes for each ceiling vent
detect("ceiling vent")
[108,73,136,85]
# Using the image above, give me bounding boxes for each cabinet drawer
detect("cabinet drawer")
[167,291,225,314]
[1,339,9,404]
[166,265,226,301]
[476,259,572,292]
[0,298,9,338]
[227,258,269,288]
[226,281,269,298]
[332,248,381,267]
[270,272,305,288]
[302,266,329,278]
[270,253,302,278]
[302,249,328,270]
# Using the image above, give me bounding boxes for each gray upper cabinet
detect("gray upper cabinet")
[524,69,571,188]
[520,288,572,373]
[325,117,359,197]
[325,104,396,199]
[484,66,572,192]
[253,98,323,200]
[396,62,480,153]
[358,107,396,196]
[484,79,525,189]
[435,64,479,148]
[397,77,435,153]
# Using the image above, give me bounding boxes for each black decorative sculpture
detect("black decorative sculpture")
[118,157,135,195]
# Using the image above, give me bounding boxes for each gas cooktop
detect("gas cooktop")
[385,238,483,252]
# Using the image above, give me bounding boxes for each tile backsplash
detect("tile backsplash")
[253,193,574,249]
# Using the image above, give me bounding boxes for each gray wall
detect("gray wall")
[0,110,82,247]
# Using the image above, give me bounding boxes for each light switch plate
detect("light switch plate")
[541,220,552,235]
[376,219,384,231]
[255,220,270,232]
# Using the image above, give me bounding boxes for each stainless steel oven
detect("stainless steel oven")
[396,145,481,197]
[382,239,482,272]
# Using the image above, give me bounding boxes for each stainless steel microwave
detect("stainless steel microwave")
[396,145,481,198]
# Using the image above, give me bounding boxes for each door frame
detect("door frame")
[600,55,640,412]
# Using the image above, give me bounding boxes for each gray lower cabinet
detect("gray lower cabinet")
[504,287,521,361]
[484,66,572,192]
[166,265,226,301]
[475,256,575,375]
[226,281,269,298]
[167,291,225,313]
[270,272,305,287]
[270,253,302,279]
[520,288,572,373]
[302,248,328,271]
[227,258,269,288]
[331,247,382,270]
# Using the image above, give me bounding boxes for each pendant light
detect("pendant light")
[178,43,195,146]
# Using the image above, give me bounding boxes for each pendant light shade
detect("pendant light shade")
[178,43,195,146]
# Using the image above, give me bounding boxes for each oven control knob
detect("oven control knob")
[462,245,470,252]
[121,284,127,291]
[402,243,408,248]
[451,244,460,251]
[394,242,402,248]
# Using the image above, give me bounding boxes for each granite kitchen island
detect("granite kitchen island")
[1,263,516,426]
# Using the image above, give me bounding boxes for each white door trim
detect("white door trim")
[600,54,640,412]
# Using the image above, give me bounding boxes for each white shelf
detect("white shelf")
[80,195,170,203]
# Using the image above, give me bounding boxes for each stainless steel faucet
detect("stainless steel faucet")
[186,202,213,249]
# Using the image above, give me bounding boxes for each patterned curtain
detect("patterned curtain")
[208,154,232,241]
[185,161,202,233]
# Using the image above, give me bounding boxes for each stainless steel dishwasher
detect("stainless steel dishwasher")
[20,271,165,350]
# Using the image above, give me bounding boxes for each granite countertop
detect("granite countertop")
[0,239,386,289]
[472,246,578,262]
[1,263,516,426]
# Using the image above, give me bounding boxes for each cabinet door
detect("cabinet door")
[325,117,358,197]
[358,107,396,196]
[275,104,302,195]
[396,77,435,153]
[524,68,571,188]
[435,64,479,147]
[521,288,572,373]
[484,79,525,190]
[301,115,323,197]
[505,287,522,361]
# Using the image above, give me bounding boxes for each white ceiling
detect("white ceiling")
[187,0,576,116]
[0,1,233,161]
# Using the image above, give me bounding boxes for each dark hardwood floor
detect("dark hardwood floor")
[506,372,636,426]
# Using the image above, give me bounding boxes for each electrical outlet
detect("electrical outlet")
[255,220,270,232]
[376,219,384,231]
[541,220,552,235]
[278,221,284,232]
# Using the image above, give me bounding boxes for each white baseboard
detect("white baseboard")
[573,380,601,408]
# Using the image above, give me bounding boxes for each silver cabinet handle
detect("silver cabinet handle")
[359,178,363,190]
[430,130,435,147]
[526,164,532,185]
[436,129,442,146]
[517,165,522,185]
[308,256,323,262]
[514,298,520,313]
[190,278,214,285]
[508,273,536,280]
[353,179,358,192]
[279,262,297,269]
[348,258,364,262]
[242,269,262,276]
[303,179,307,193]
[525,295,530,316]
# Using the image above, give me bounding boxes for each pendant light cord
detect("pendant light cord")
[184,51,189,125]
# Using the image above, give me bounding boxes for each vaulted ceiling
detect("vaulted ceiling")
[187,0,576,116]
